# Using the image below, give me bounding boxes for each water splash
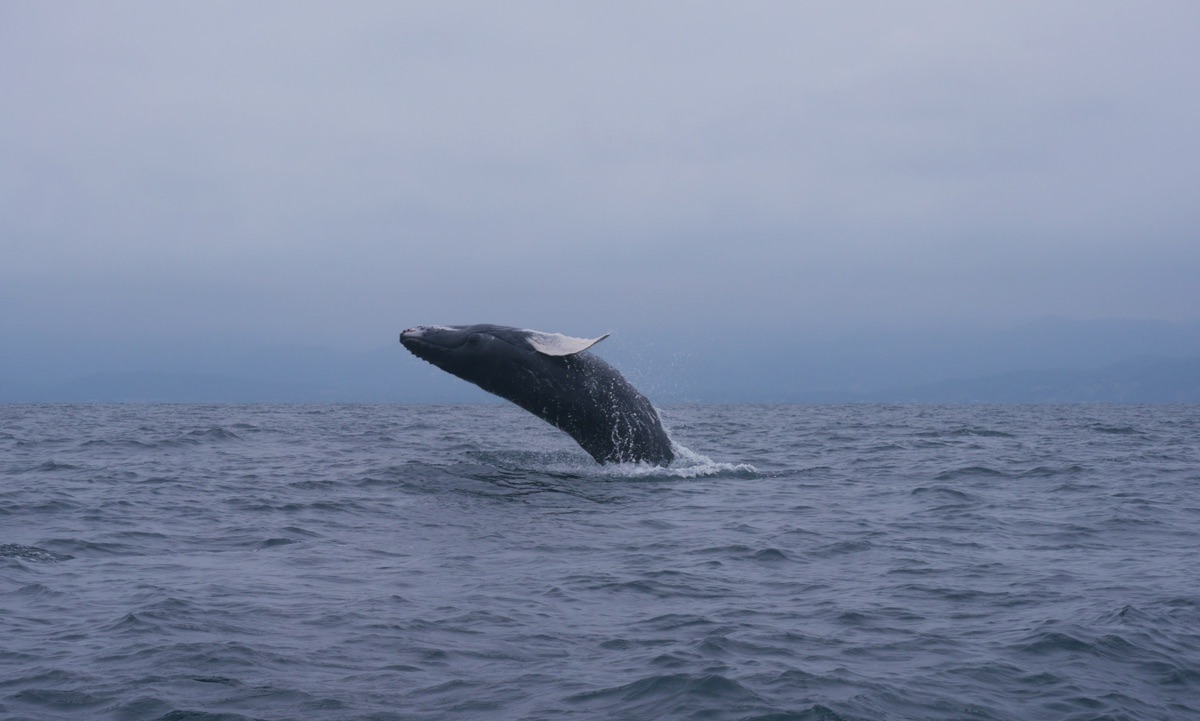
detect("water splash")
[649,443,758,479]
[469,444,756,479]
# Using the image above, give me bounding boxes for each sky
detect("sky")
[3,2,1199,377]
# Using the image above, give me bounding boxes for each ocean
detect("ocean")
[2,403,1198,721]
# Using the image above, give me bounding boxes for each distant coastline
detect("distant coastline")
[5,319,1199,404]
[3,355,1197,404]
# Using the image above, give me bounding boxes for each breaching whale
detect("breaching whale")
[400,324,675,465]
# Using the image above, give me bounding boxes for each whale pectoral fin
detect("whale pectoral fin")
[524,330,611,356]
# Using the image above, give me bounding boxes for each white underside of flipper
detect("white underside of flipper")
[524,330,610,356]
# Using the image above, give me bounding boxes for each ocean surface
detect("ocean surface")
[2,403,1199,721]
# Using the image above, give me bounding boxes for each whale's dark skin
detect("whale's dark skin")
[400,324,674,465]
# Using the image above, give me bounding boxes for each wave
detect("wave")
[914,427,1015,439]
[0,544,74,563]
[567,672,764,712]
[932,465,1007,481]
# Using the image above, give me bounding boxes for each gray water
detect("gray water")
[2,403,1199,721]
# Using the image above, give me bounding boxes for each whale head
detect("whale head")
[399,324,507,374]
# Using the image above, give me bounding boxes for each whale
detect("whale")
[400,324,675,465]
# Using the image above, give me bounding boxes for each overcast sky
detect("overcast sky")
[3,2,1198,361]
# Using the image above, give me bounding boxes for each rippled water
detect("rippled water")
[2,403,1199,720]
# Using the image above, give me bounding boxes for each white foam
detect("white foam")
[661,443,758,478]
[472,445,755,479]
[555,444,755,480]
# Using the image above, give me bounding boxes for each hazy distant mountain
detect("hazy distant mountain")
[0,348,491,404]
[796,356,1200,403]
[18,372,333,404]
[664,317,1200,402]
[2,318,1199,403]
[4,355,1198,405]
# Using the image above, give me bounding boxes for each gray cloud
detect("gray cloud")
[2,1,1198,361]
